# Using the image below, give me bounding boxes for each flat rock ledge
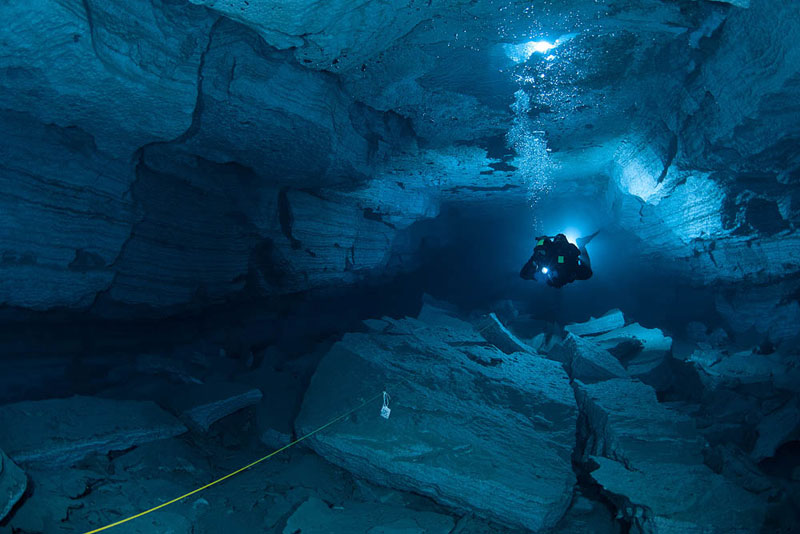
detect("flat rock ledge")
[0,396,187,468]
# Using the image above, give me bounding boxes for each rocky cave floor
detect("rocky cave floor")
[1,296,799,534]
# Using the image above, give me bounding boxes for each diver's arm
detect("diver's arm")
[520,257,538,280]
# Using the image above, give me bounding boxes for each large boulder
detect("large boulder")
[575,379,765,533]
[681,347,797,455]
[161,382,263,431]
[550,334,628,383]
[0,448,26,522]
[296,313,578,531]
[478,312,536,355]
[687,348,785,391]
[591,323,674,391]
[0,396,186,467]
[565,309,626,337]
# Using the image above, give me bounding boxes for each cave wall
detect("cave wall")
[0,2,441,312]
[0,0,798,344]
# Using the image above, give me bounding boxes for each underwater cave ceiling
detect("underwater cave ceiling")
[0,0,798,330]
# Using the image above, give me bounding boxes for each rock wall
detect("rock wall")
[0,1,441,312]
[1,0,798,335]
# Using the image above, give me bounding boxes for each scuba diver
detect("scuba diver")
[520,231,599,288]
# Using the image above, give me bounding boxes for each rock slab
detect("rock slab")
[575,379,765,533]
[296,312,578,531]
[162,382,263,431]
[551,334,628,383]
[565,309,626,337]
[478,312,535,355]
[0,396,187,467]
[0,448,26,521]
[576,320,674,391]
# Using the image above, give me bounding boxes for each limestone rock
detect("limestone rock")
[0,396,186,467]
[136,354,204,385]
[282,497,455,534]
[0,448,26,522]
[478,312,535,355]
[565,310,626,337]
[162,382,263,432]
[704,444,775,496]
[751,397,800,462]
[528,332,548,352]
[296,314,578,531]
[685,322,729,347]
[575,379,765,533]
[8,467,97,533]
[187,0,444,70]
[688,349,785,391]
[0,0,213,310]
[592,323,672,359]
[550,334,628,383]
[592,323,673,391]
[416,297,465,330]
[0,0,796,324]
[715,282,800,344]
[241,365,307,450]
[553,492,621,534]
[0,1,212,154]
[0,7,442,312]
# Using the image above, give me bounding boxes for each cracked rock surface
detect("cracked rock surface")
[296,304,578,531]
[575,378,765,533]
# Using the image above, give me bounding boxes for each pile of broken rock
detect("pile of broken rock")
[1,303,797,533]
[298,304,797,532]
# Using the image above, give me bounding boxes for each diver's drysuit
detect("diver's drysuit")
[520,233,593,288]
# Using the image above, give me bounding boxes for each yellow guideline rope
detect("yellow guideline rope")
[81,392,384,534]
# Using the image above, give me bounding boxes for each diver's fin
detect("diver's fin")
[576,229,601,248]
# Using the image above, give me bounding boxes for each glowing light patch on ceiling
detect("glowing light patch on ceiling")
[504,40,556,63]
[619,160,661,203]
[503,34,577,64]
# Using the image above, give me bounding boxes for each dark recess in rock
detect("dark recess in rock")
[745,197,789,235]
[278,187,302,250]
[68,249,106,272]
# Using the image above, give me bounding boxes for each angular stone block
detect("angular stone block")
[163,382,263,431]
[0,396,186,467]
[565,309,626,337]
[478,312,535,355]
[0,448,26,521]
[296,313,577,531]
[575,379,765,533]
[551,334,628,382]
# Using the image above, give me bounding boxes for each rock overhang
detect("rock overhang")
[0,0,798,335]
